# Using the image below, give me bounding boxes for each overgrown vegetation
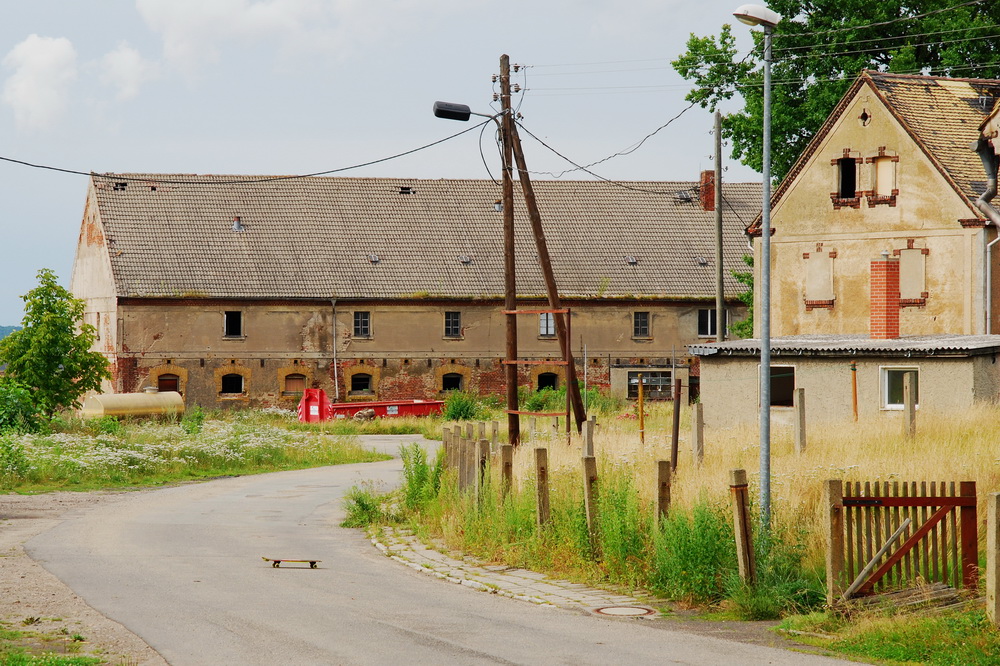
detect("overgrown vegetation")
[0,409,390,492]
[0,618,101,665]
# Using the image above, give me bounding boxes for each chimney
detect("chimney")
[699,170,715,211]
[870,253,900,339]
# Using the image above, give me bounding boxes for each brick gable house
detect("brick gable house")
[71,173,760,409]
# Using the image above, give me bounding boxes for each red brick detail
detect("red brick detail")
[870,257,901,339]
[805,299,835,311]
[960,218,987,228]
[830,194,861,209]
[699,170,715,212]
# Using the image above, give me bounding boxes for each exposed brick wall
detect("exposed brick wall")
[870,256,900,339]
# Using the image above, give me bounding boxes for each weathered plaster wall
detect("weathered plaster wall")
[760,83,985,337]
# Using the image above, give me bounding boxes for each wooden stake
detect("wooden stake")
[534,447,550,526]
[500,444,513,498]
[583,455,599,557]
[656,460,671,526]
[670,378,681,471]
[691,402,704,467]
[794,387,806,455]
[988,492,1000,626]
[903,371,916,438]
[638,372,645,445]
[730,469,756,584]
[476,439,490,501]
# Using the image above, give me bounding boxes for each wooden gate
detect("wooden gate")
[825,480,978,602]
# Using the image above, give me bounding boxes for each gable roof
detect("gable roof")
[86,174,761,302]
[750,70,1000,234]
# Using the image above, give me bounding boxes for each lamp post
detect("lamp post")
[733,3,781,525]
[433,77,520,446]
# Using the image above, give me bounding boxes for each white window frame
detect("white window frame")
[539,312,555,337]
[697,308,727,338]
[881,366,918,411]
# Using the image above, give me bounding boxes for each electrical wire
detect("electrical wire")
[519,102,697,180]
[773,22,1000,54]
[0,119,493,186]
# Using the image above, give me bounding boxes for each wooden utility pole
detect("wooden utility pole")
[715,110,724,343]
[499,55,520,446]
[507,117,587,432]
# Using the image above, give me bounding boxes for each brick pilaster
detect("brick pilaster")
[870,256,900,339]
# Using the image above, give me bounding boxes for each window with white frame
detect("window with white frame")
[539,312,555,337]
[882,367,918,410]
[697,308,726,337]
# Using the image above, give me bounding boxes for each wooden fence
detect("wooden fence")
[826,479,978,603]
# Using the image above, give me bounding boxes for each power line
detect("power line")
[773,0,987,39]
[773,22,1000,54]
[0,119,493,186]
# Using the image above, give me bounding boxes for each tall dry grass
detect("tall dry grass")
[464,401,1000,570]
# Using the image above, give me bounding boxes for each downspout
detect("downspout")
[973,138,1000,333]
[330,298,339,400]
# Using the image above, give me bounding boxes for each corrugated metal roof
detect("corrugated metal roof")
[91,175,761,301]
[689,334,1000,357]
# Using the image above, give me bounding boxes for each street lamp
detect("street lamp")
[733,3,781,525]
[433,92,521,445]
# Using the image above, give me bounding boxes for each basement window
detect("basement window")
[350,372,373,394]
[537,372,558,391]
[283,373,306,397]
[157,373,179,393]
[442,373,463,391]
[221,373,245,395]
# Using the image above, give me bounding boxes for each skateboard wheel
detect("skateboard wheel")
[272,561,280,568]
[310,562,317,569]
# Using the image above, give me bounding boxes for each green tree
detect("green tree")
[0,269,110,417]
[730,255,754,338]
[673,1,1000,181]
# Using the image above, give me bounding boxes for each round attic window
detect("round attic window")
[858,108,872,127]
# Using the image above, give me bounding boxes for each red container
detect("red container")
[298,388,332,422]
[328,399,445,419]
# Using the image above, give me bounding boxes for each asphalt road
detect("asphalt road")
[27,435,850,665]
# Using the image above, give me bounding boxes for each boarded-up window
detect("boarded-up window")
[899,248,927,305]
[874,156,895,196]
[804,250,835,309]
[283,373,306,397]
[158,373,179,393]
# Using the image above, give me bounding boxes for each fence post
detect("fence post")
[478,421,486,442]
[529,417,536,443]
[491,421,499,450]
[534,447,550,526]
[903,371,916,438]
[824,479,845,604]
[583,418,594,457]
[457,438,468,490]
[794,387,806,455]
[988,492,1000,626]
[656,460,671,526]
[730,469,756,584]
[500,444,513,498]
[465,423,475,441]
[670,378,681,471]
[442,427,453,471]
[691,403,704,467]
[476,439,490,501]
[960,480,979,589]
[583,455,600,557]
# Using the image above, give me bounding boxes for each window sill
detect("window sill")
[882,405,919,411]
[900,298,927,308]
[443,336,464,341]
[222,335,246,341]
[352,335,373,340]
[866,194,897,207]
[538,335,557,340]
[631,336,653,342]
[805,300,835,311]
[219,393,248,400]
[829,195,861,210]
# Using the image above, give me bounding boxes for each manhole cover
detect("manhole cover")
[592,606,655,617]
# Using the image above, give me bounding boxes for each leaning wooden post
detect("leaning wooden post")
[670,378,681,471]
[500,444,514,498]
[987,492,1000,626]
[903,371,916,438]
[730,469,756,584]
[960,480,979,589]
[824,479,846,604]
[583,455,600,557]
[656,460,671,526]
[534,447,550,526]
[794,387,806,455]
[691,403,704,467]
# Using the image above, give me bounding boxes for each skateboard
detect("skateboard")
[262,557,320,568]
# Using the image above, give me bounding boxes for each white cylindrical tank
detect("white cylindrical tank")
[80,391,185,418]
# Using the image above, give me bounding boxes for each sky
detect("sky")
[0,0,762,326]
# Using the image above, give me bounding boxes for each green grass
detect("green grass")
[0,620,101,666]
[0,409,392,493]
[780,609,1000,665]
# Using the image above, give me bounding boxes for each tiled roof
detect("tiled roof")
[689,334,1000,357]
[90,174,761,302]
[751,71,1000,233]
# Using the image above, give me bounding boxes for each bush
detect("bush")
[442,391,483,421]
[89,415,123,436]
[0,379,42,434]
[341,483,398,527]
[649,501,736,603]
[0,435,30,482]
[399,443,444,510]
[181,405,206,434]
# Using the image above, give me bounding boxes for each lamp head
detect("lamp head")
[733,4,781,28]
[433,101,472,122]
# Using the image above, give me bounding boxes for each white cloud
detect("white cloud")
[134,0,442,75]
[100,42,158,101]
[2,35,77,130]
